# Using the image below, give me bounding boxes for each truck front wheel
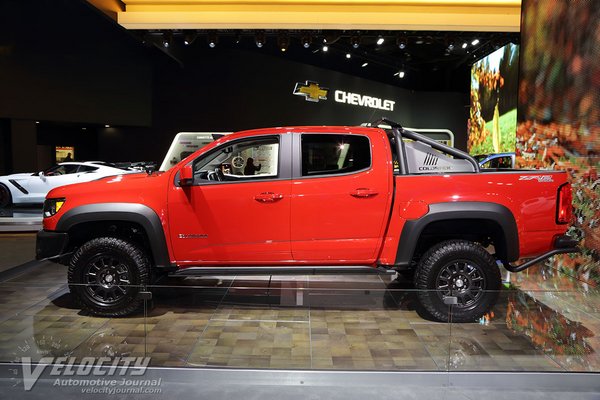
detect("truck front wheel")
[414,240,501,323]
[68,237,150,317]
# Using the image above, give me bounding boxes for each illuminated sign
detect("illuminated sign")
[334,90,395,111]
[293,81,329,103]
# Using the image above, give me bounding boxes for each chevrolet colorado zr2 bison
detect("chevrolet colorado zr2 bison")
[36,119,579,322]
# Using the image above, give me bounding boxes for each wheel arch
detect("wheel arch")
[56,203,172,269]
[394,202,519,267]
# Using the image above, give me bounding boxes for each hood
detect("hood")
[1,172,36,180]
[46,171,170,202]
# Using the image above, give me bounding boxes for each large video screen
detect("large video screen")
[468,43,519,155]
[517,0,599,284]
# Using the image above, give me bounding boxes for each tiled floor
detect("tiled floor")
[0,244,598,372]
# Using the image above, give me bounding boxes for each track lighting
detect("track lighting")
[207,32,218,48]
[278,34,290,52]
[255,32,266,48]
[351,35,360,49]
[397,36,407,50]
[162,31,172,48]
[301,35,312,48]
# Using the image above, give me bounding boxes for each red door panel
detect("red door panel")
[168,180,292,265]
[290,133,392,263]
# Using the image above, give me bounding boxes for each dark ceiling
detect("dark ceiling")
[136,29,520,92]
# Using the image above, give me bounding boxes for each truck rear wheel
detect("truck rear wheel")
[68,237,150,317]
[414,240,501,323]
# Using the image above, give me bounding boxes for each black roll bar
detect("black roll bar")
[370,118,481,173]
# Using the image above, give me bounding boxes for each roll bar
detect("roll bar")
[369,118,481,173]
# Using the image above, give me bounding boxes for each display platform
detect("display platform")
[0,207,42,232]
[0,259,598,373]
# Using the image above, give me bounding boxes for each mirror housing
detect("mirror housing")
[179,165,193,186]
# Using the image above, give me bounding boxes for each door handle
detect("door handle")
[254,192,284,202]
[350,188,378,198]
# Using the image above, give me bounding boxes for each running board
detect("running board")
[169,266,396,277]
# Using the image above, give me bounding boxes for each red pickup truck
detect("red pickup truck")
[36,119,578,322]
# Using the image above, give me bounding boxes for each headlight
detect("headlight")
[43,198,66,218]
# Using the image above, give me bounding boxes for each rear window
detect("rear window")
[301,134,371,177]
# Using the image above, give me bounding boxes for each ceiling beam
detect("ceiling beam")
[113,0,521,32]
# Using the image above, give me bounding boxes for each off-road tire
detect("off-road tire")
[414,240,501,323]
[0,184,12,208]
[68,237,150,317]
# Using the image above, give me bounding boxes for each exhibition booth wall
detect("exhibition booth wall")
[0,1,469,174]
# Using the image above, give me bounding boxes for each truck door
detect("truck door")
[168,134,292,264]
[290,132,392,263]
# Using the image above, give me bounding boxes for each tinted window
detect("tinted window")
[301,134,371,176]
[483,156,513,169]
[78,165,99,172]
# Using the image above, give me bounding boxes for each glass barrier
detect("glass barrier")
[0,262,598,374]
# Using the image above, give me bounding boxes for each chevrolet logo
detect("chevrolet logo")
[293,81,328,103]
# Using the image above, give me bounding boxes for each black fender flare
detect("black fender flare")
[394,201,519,267]
[56,203,172,269]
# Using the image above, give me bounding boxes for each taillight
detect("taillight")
[556,183,572,224]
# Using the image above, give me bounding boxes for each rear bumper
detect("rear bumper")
[36,230,68,261]
[504,234,579,273]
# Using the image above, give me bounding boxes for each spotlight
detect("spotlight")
[301,35,312,48]
[207,32,218,48]
[376,36,384,45]
[105,124,110,128]
[278,34,290,52]
[183,32,197,46]
[445,36,455,51]
[35,121,39,124]
[350,35,360,49]
[471,38,479,46]
[461,42,468,49]
[255,32,266,48]
[234,33,242,44]
[322,45,328,52]
[346,53,351,59]
[361,62,368,67]
[399,71,405,78]
[162,31,172,48]
[397,36,407,50]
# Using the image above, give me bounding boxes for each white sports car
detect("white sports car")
[0,162,139,208]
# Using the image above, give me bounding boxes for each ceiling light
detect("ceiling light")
[415,38,424,45]
[351,35,360,49]
[346,53,351,59]
[82,127,87,130]
[322,45,328,52]
[376,36,384,45]
[462,42,468,49]
[301,35,312,48]
[162,32,172,48]
[397,36,407,50]
[361,62,368,67]
[255,32,266,48]
[105,124,110,128]
[278,34,290,52]
[207,32,218,48]
[471,39,480,46]
[234,34,241,44]
[183,32,197,46]
[399,71,405,78]
[35,121,39,124]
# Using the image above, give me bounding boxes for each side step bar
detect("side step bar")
[169,266,396,277]
[503,234,580,273]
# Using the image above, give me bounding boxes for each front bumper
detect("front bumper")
[36,230,69,261]
[503,234,580,273]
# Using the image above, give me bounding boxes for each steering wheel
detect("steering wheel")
[232,156,245,169]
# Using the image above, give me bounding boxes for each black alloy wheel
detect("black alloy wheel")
[83,255,134,306]
[435,260,485,310]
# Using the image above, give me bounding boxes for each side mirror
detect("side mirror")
[179,165,193,187]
